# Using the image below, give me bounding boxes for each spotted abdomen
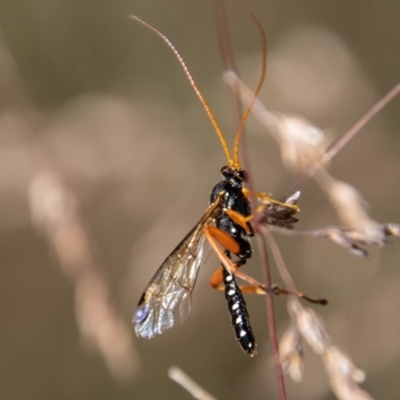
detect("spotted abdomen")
[222,267,256,356]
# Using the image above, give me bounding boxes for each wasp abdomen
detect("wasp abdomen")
[222,267,256,356]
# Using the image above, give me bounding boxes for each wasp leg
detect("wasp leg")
[224,209,254,235]
[209,264,327,304]
[210,266,224,289]
[242,187,300,213]
[210,266,266,294]
[206,226,241,254]
[205,227,264,292]
[225,204,293,227]
[205,227,327,304]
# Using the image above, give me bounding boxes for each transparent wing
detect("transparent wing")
[133,208,218,339]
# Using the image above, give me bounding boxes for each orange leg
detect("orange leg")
[205,226,327,305]
[224,209,253,235]
[242,187,300,213]
[206,226,240,255]
[209,263,327,304]
[210,266,224,290]
[210,266,266,294]
[205,227,266,295]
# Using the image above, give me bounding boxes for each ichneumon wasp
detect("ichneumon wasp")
[130,14,302,356]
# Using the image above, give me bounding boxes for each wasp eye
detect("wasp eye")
[220,165,229,174]
[221,165,233,179]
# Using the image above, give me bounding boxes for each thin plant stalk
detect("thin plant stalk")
[285,82,400,198]
[212,4,287,398]
[255,232,287,400]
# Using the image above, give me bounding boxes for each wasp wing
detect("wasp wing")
[134,205,219,338]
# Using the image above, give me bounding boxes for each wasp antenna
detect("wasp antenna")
[129,15,234,167]
[233,11,267,169]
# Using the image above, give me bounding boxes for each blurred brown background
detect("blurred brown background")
[0,1,399,399]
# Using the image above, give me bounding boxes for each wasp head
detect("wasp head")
[220,166,248,188]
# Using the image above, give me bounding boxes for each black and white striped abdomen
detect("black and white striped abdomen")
[222,267,256,356]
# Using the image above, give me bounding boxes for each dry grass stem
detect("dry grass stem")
[262,228,297,294]
[318,82,400,168]
[254,233,287,400]
[259,207,373,397]
[287,299,373,400]
[279,324,304,382]
[316,169,400,249]
[289,299,331,355]
[273,169,400,258]
[226,71,400,258]
[0,28,139,380]
[222,46,400,400]
[168,366,218,400]
[29,170,139,380]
